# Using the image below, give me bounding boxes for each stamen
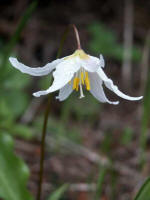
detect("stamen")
[81,72,84,85]
[73,77,78,90]
[75,78,80,91]
[73,77,80,91]
[85,72,91,90]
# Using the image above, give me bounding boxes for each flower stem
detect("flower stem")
[36,26,70,200]
[71,24,81,49]
[37,98,51,200]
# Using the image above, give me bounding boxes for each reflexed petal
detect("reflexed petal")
[97,68,143,101]
[9,57,63,76]
[79,55,100,72]
[56,79,73,101]
[33,58,80,97]
[100,54,105,68]
[89,72,119,104]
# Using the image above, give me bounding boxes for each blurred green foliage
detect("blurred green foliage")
[140,34,150,166]
[88,22,141,61]
[61,92,101,123]
[140,67,150,150]
[0,53,34,140]
[139,72,150,166]
[0,0,37,139]
[0,59,31,118]
[0,132,33,200]
[101,132,112,155]
[34,116,82,145]
[120,127,134,145]
[0,1,38,199]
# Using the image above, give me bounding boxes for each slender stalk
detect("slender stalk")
[122,0,133,88]
[71,24,81,49]
[37,98,51,200]
[36,24,80,200]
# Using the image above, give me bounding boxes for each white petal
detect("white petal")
[33,58,80,97]
[79,55,100,72]
[97,68,143,101]
[100,54,105,68]
[89,72,119,105]
[56,80,73,101]
[9,57,63,76]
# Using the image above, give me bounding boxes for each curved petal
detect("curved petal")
[97,68,143,101]
[100,54,105,68]
[33,58,80,97]
[9,57,63,76]
[56,79,73,101]
[89,72,119,104]
[79,55,100,72]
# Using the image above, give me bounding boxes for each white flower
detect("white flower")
[9,49,143,104]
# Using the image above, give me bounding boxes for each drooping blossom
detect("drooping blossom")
[9,49,143,104]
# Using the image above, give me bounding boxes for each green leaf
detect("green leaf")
[94,165,107,200]
[0,133,33,200]
[134,178,150,200]
[48,184,68,200]
[11,124,34,140]
[0,99,13,121]
[3,68,31,90]
[0,121,34,140]
[1,90,29,118]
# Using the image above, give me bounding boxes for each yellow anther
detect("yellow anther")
[73,77,79,91]
[85,72,91,90]
[73,77,77,89]
[81,72,84,85]
[75,78,80,91]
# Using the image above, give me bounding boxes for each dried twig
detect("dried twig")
[140,30,150,93]
[122,0,134,88]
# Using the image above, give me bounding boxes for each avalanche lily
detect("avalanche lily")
[9,49,143,104]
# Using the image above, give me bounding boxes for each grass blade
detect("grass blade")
[48,184,69,200]
[134,178,150,200]
[94,165,107,200]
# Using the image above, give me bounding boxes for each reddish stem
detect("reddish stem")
[71,24,81,49]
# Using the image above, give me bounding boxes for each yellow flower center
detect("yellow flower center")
[65,49,90,60]
[70,70,91,98]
